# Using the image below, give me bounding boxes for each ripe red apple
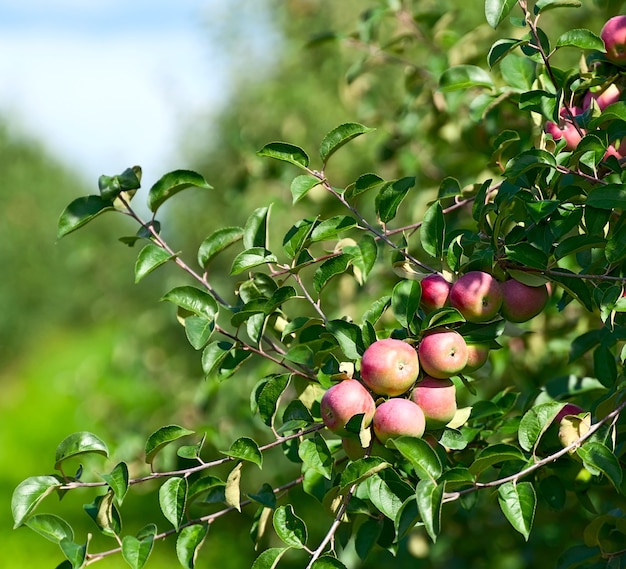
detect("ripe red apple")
[360,338,419,396]
[500,279,549,323]
[320,379,376,436]
[601,16,626,64]
[449,271,503,323]
[411,376,457,429]
[554,403,584,425]
[544,119,584,150]
[373,398,425,444]
[583,83,621,111]
[417,329,468,379]
[463,342,490,373]
[420,274,451,313]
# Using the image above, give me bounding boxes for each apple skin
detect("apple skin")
[555,403,584,424]
[544,120,583,150]
[417,329,468,379]
[583,83,621,111]
[449,271,503,323]
[320,379,376,436]
[373,398,425,444]
[420,274,451,313]
[411,376,457,429]
[601,16,626,63]
[360,338,419,396]
[500,279,549,323]
[463,342,490,373]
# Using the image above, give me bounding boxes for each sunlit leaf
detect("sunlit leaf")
[147,170,212,213]
[257,142,310,169]
[197,226,244,268]
[135,243,173,283]
[176,524,209,569]
[273,504,308,548]
[145,425,195,464]
[498,481,536,540]
[319,122,374,164]
[57,195,116,239]
[55,432,109,471]
[485,0,518,28]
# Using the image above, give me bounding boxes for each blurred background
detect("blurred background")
[2,1,622,567]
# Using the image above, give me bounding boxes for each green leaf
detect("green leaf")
[554,235,606,260]
[500,54,536,91]
[244,205,272,249]
[134,243,173,283]
[485,0,518,28]
[255,374,291,426]
[55,432,109,471]
[147,169,212,213]
[349,234,378,284]
[488,38,528,68]
[339,457,390,492]
[24,514,74,543]
[577,442,623,490]
[290,174,321,203]
[364,471,413,520]
[161,286,218,320]
[201,341,234,378]
[391,279,421,329]
[326,319,364,360]
[251,547,291,569]
[535,0,582,12]
[60,538,88,569]
[159,477,188,531]
[518,401,563,452]
[197,226,244,269]
[231,247,278,275]
[313,253,353,293]
[57,195,116,239]
[386,437,443,481]
[319,122,374,164]
[273,504,308,548]
[416,479,444,543]
[310,215,357,242]
[221,437,263,468]
[498,481,536,540]
[347,172,385,197]
[145,425,195,464]
[83,491,121,537]
[176,524,209,569]
[248,483,278,509]
[98,166,141,201]
[421,202,446,259]
[283,218,317,258]
[556,29,603,51]
[121,525,156,569]
[184,316,214,350]
[12,475,61,528]
[188,475,225,502]
[439,65,495,91]
[225,462,243,512]
[593,344,617,387]
[311,556,348,569]
[356,517,384,559]
[257,141,310,169]
[504,243,549,270]
[469,443,527,475]
[586,185,626,210]
[298,433,333,479]
[375,177,415,223]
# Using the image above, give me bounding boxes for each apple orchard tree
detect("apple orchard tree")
[12,1,626,568]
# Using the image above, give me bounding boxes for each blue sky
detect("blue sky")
[0,1,276,184]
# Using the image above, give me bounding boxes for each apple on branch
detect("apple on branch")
[373,398,426,444]
[418,329,468,379]
[449,271,503,323]
[320,379,376,436]
[601,15,626,64]
[360,338,419,396]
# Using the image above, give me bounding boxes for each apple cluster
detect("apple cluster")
[320,271,550,455]
[544,16,626,156]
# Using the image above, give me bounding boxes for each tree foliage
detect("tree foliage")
[12,1,626,568]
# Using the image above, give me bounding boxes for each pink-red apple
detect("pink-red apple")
[320,379,376,436]
[463,342,490,373]
[411,376,457,429]
[554,403,584,425]
[500,279,549,323]
[583,83,621,111]
[601,16,626,64]
[373,398,425,443]
[545,106,585,150]
[360,338,419,396]
[420,274,451,313]
[418,329,468,379]
[449,271,503,323]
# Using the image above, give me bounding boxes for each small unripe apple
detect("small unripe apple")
[601,16,626,64]
[360,338,419,396]
[449,271,503,323]
[420,274,451,313]
[500,279,549,323]
[463,342,490,373]
[373,398,425,444]
[418,329,468,379]
[411,376,457,429]
[320,379,376,436]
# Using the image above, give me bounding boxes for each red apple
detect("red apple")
[583,83,621,111]
[601,16,626,63]
[463,342,490,373]
[320,379,376,436]
[449,271,503,323]
[500,279,549,323]
[554,403,584,425]
[545,120,584,150]
[411,376,457,429]
[373,398,425,444]
[420,274,451,313]
[360,338,419,396]
[418,329,468,379]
